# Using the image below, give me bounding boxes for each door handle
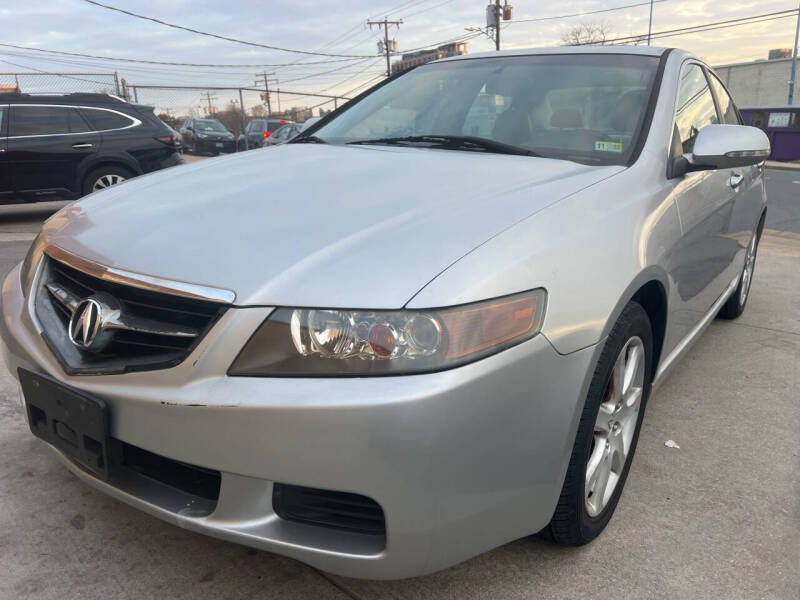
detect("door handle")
[0,148,5,153]
[72,143,93,149]
[729,172,743,189]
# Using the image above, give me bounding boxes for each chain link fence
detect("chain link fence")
[126,84,348,137]
[0,72,350,139]
[0,72,120,95]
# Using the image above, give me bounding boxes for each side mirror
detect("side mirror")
[685,124,770,170]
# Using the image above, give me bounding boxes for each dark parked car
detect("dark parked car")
[237,118,294,150]
[179,118,236,155]
[0,93,183,204]
[264,123,302,146]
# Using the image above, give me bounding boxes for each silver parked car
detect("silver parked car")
[0,47,769,579]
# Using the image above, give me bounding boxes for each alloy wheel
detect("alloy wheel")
[585,336,645,517]
[739,233,758,306]
[93,174,126,191]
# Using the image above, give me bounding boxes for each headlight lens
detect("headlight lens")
[229,290,546,376]
[20,234,46,297]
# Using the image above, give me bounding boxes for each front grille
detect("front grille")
[35,256,226,375]
[272,484,386,536]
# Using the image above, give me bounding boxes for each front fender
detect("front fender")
[407,160,681,355]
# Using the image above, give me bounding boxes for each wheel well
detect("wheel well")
[81,162,136,189]
[757,208,767,236]
[631,280,667,382]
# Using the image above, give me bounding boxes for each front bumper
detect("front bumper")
[1,262,599,579]
[194,138,235,153]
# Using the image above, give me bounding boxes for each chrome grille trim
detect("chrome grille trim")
[44,245,236,305]
[45,282,200,339]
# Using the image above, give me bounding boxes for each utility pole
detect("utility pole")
[789,1,800,104]
[647,0,655,45]
[494,0,501,51]
[368,17,402,77]
[238,88,248,150]
[479,1,511,51]
[255,72,275,115]
[204,90,217,116]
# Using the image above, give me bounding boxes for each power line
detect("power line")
[402,0,457,19]
[0,42,366,68]
[591,8,799,45]
[0,58,115,86]
[369,0,430,20]
[509,0,671,24]
[82,0,374,58]
[318,58,386,92]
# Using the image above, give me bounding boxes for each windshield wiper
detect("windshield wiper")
[292,135,327,144]
[347,135,537,157]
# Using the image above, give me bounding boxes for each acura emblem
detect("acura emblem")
[68,296,116,351]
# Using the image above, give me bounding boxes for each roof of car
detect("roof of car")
[439,45,671,64]
[0,92,128,104]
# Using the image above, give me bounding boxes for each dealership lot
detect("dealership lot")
[0,169,798,599]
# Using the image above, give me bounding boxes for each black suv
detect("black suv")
[237,118,294,151]
[0,93,183,204]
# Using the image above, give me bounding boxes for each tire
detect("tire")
[545,301,653,545]
[718,223,762,320]
[82,165,134,196]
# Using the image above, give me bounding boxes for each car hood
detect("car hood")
[43,144,622,307]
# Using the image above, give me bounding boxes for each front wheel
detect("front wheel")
[545,301,653,545]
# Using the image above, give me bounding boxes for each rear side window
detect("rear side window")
[707,73,740,125]
[82,108,136,131]
[674,64,719,154]
[11,106,91,136]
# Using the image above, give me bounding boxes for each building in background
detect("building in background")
[391,42,468,75]
[288,106,312,122]
[714,53,795,106]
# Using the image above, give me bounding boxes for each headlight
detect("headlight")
[228,290,546,376]
[20,234,46,297]
[197,133,208,138]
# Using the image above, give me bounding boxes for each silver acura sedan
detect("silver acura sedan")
[0,46,769,579]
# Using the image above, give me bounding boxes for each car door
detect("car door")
[6,104,99,199]
[665,62,743,348]
[706,69,764,245]
[249,120,265,147]
[0,105,9,201]
[239,121,251,149]
[181,119,194,146]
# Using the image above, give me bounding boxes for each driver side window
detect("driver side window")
[674,64,719,156]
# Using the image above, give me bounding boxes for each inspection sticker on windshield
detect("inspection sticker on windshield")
[595,141,623,153]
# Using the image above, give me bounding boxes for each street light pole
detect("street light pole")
[647,0,655,46]
[789,2,800,104]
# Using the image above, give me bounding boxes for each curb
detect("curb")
[765,161,800,171]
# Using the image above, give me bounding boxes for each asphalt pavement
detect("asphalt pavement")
[1,171,798,599]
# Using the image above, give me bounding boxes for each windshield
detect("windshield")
[312,54,659,165]
[195,119,227,132]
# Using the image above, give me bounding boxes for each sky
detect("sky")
[0,0,798,116]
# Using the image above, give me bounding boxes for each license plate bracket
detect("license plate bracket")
[19,368,111,480]
[215,142,223,147]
